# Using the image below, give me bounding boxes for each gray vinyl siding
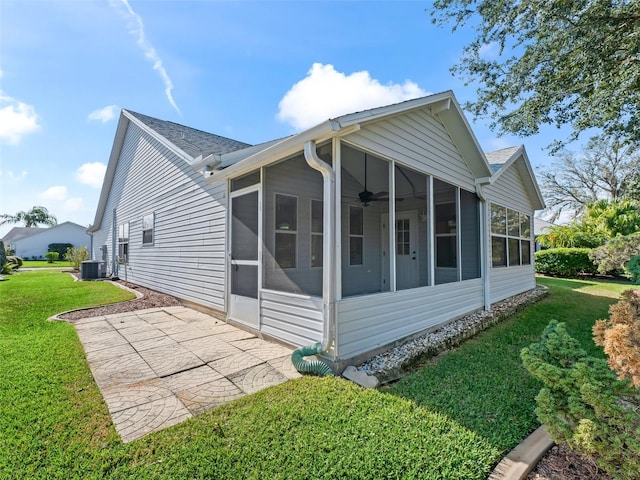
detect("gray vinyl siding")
[344,110,476,192]
[91,122,228,311]
[336,278,484,360]
[260,290,323,347]
[485,161,536,303]
[263,155,324,296]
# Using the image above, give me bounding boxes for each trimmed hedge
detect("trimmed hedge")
[48,243,73,259]
[534,248,597,277]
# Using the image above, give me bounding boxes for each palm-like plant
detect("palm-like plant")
[0,206,58,227]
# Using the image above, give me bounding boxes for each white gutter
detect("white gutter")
[304,140,335,352]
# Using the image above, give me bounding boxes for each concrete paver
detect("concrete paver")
[71,306,298,443]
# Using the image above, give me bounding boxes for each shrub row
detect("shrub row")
[534,248,597,277]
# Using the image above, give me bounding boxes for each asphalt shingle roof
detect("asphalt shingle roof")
[1,227,45,244]
[125,110,252,158]
[485,146,521,173]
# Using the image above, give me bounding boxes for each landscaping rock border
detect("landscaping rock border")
[356,285,550,384]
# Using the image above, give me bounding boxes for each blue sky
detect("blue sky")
[0,0,566,239]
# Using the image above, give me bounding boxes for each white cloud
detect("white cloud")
[88,105,119,123]
[0,92,40,145]
[0,170,28,180]
[478,42,499,59]
[110,0,181,115]
[487,137,513,151]
[40,185,68,201]
[76,162,107,188]
[39,185,83,212]
[277,63,429,131]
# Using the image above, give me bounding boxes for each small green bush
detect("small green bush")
[47,243,73,259]
[65,246,89,270]
[45,251,59,263]
[534,248,597,277]
[627,255,640,284]
[0,240,7,275]
[6,256,23,268]
[589,233,640,275]
[522,320,640,479]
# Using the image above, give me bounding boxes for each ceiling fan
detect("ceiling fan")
[358,153,390,206]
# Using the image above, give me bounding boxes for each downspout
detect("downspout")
[290,140,336,376]
[475,180,491,311]
[111,208,117,278]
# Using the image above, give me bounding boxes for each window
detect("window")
[311,200,323,267]
[491,204,531,267]
[142,213,154,245]
[275,194,297,269]
[117,222,129,263]
[349,205,363,266]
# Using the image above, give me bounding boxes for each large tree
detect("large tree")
[430,0,640,146]
[0,206,57,228]
[539,135,640,220]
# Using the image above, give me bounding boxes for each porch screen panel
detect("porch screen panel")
[263,155,323,296]
[460,188,481,280]
[434,178,458,284]
[341,145,390,297]
[395,164,430,289]
[231,192,258,261]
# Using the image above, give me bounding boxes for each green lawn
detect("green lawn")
[0,271,632,479]
[19,259,69,268]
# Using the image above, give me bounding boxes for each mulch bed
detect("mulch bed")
[527,444,611,480]
[57,276,181,321]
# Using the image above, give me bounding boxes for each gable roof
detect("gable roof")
[206,91,494,181]
[2,227,45,244]
[2,222,88,244]
[125,111,251,158]
[487,145,545,210]
[534,217,555,236]
[486,146,521,173]
[91,92,544,231]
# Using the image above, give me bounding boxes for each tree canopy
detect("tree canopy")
[0,206,58,228]
[430,0,640,146]
[538,135,640,220]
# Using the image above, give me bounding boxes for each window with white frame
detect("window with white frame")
[311,199,323,268]
[491,203,531,267]
[142,213,154,245]
[117,222,129,263]
[349,205,364,266]
[275,194,297,269]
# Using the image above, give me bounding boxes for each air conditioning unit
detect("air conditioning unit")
[80,260,101,280]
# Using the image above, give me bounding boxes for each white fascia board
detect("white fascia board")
[207,120,357,182]
[335,91,455,127]
[88,113,130,232]
[490,146,546,210]
[123,110,193,164]
[436,96,494,179]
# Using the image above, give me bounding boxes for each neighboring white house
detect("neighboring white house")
[534,217,556,251]
[2,222,91,259]
[89,91,545,369]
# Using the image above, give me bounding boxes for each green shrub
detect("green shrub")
[589,233,640,275]
[6,256,23,268]
[45,251,59,263]
[534,248,597,277]
[0,241,7,275]
[521,320,640,479]
[47,243,73,259]
[65,246,89,270]
[627,255,640,284]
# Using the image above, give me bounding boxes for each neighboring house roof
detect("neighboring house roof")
[487,145,546,211]
[5,222,88,243]
[2,227,46,244]
[534,217,555,236]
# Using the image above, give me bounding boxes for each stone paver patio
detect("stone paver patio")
[72,306,300,442]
